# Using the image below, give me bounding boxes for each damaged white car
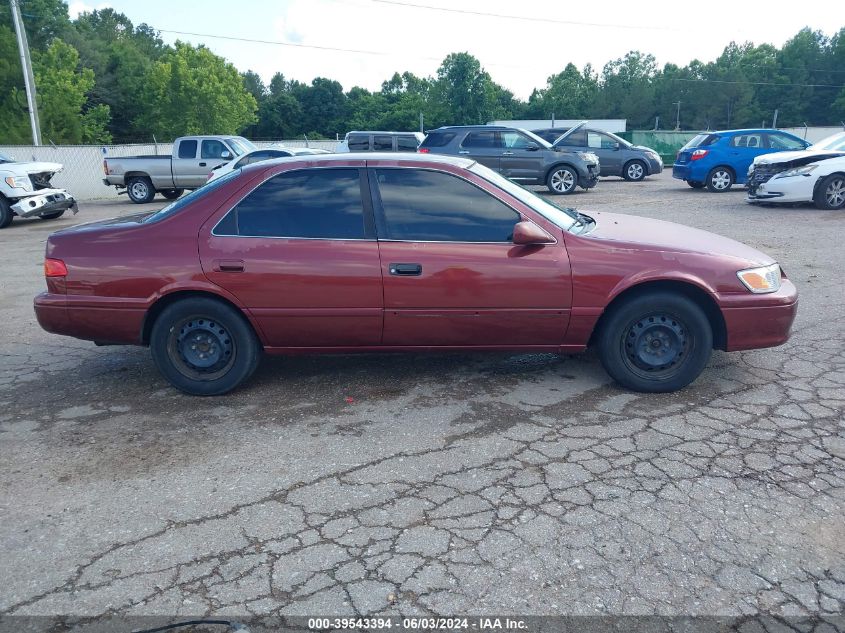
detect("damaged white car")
[747,132,845,210]
[0,153,77,229]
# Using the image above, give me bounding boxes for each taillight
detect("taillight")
[418,147,430,153]
[690,149,709,161]
[44,258,68,277]
[103,159,109,175]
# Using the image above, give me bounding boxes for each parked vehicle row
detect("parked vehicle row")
[36,153,797,396]
[0,154,77,229]
[207,145,330,182]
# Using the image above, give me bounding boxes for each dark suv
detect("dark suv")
[418,126,600,194]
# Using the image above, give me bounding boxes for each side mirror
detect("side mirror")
[613,142,621,151]
[221,150,231,159]
[512,220,555,245]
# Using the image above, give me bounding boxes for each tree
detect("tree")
[527,63,598,119]
[136,42,257,139]
[431,53,494,125]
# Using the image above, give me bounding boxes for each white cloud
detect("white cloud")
[68,1,112,19]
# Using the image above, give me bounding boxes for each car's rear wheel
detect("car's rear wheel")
[161,188,184,200]
[813,173,845,210]
[0,196,13,229]
[126,176,156,204]
[706,167,734,192]
[623,160,646,182]
[687,181,705,189]
[150,297,261,396]
[547,166,578,194]
[597,292,712,393]
[39,210,65,220]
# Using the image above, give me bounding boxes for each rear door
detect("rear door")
[458,131,502,172]
[198,164,383,348]
[371,166,571,347]
[499,130,545,181]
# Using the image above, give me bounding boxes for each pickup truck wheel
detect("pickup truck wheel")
[813,173,845,210]
[547,166,577,194]
[161,189,184,200]
[39,210,65,220]
[126,176,156,204]
[0,197,13,228]
[150,297,261,396]
[623,160,646,181]
[597,292,712,393]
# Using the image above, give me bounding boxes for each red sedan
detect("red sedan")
[34,154,797,396]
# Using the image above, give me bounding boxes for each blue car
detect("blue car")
[673,129,810,192]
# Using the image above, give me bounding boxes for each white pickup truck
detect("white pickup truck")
[102,135,256,203]
[0,153,77,229]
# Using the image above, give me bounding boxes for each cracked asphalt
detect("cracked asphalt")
[1,172,844,627]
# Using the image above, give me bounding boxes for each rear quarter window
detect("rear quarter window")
[681,134,719,150]
[419,132,456,148]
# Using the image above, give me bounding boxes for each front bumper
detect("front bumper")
[647,156,663,175]
[747,174,816,204]
[11,189,77,217]
[580,163,600,189]
[719,279,798,351]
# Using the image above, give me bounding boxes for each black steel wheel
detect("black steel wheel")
[598,292,712,392]
[161,188,184,200]
[39,209,65,220]
[0,196,13,229]
[150,297,261,395]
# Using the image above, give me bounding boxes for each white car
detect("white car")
[0,154,77,229]
[207,146,330,182]
[747,132,845,210]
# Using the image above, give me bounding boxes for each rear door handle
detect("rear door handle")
[199,162,207,166]
[213,259,245,272]
[502,151,514,156]
[389,263,422,276]
[458,150,470,155]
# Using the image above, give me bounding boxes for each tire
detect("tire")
[706,167,734,192]
[161,188,184,200]
[813,173,845,210]
[546,165,578,194]
[623,160,646,182]
[39,209,65,220]
[687,181,705,189]
[597,292,713,393]
[149,297,261,396]
[0,196,13,229]
[126,176,156,204]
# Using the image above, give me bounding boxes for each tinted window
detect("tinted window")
[419,132,455,148]
[397,136,420,151]
[555,129,587,146]
[201,139,229,159]
[178,140,197,159]
[767,133,807,150]
[680,134,719,150]
[375,169,519,242]
[221,168,365,239]
[462,132,500,149]
[373,135,393,151]
[348,135,369,151]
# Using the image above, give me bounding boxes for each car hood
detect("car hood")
[754,149,845,166]
[584,211,774,266]
[0,161,63,175]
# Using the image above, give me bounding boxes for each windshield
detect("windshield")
[226,137,257,156]
[142,170,241,224]
[810,132,845,151]
[469,162,577,231]
[518,129,553,149]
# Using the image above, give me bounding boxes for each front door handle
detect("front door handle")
[502,151,514,156]
[389,263,422,276]
[213,259,245,272]
[458,150,470,155]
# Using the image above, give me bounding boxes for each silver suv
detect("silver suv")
[418,125,600,194]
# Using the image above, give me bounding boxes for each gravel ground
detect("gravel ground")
[1,172,844,628]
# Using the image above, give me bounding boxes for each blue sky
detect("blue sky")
[68,0,843,99]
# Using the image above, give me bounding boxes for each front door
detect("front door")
[370,167,571,347]
[588,130,624,176]
[198,166,383,348]
[499,130,545,182]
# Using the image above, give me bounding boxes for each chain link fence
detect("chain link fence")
[0,140,339,201]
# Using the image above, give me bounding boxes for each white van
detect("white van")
[336,131,426,153]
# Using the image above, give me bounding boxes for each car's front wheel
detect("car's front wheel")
[597,292,712,393]
[546,165,578,194]
[161,188,184,200]
[0,196,13,229]
[814,173,845,210]
[706,167,734,192]
[623,160,646,181]
[150,297,261,396]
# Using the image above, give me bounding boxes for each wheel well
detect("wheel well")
[588,280,727,351]
[813,171,845,195]
[141,290,262,347]
[124,172,152,182]
[624,158,647,173]
[710,165,736,179]
[545,163,577,181]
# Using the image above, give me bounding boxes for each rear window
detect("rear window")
[419,132,456,148]
[373,135,393,151]
[142,170,240,224]
[397,135,421,151]
[681,134,719,150]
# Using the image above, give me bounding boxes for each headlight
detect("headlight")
[776,165,817,178]
[4,176,32,190]
[737,263,781,294]
[577,151,599,163]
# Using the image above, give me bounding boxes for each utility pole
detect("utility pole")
[674,101,681,131]
[419,112,424,133]
[771,108,779,129]
[10,0,41,145]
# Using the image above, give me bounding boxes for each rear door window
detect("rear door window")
[177,140,198,159]
[730,133,764,149]
[397,136,420,151]
[462,132,500,149]
[347,135,370,151]
[373,168,519,242]
[217,168,365,239]
[373,135,394,151]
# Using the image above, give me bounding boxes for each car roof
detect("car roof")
[708,128,781,135]
[428,125,515,132]
[345,131,425,136]
[248,152,476,170]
